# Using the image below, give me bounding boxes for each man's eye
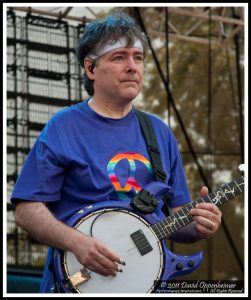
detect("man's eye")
[134,55,144,62]
[113,56,123,61]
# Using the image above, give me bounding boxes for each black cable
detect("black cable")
[89,209,126,237]
[207,7,213,280]
[165,7,171,127]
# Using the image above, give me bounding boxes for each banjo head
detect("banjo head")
[61,209,163,293]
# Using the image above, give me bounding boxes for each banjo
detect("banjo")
[53,174,244,293]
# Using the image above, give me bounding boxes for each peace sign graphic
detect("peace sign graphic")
[107,152,153,200]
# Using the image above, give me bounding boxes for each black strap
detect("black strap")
[135,110,171,215]
[135,110,166,182]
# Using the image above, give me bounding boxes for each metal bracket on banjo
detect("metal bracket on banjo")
[68,267,91,287]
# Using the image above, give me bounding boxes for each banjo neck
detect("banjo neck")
[151,176,244,240]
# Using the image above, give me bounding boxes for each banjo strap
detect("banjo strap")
[135,110,171,215]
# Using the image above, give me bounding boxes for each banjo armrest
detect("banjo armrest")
[68,267,91,287]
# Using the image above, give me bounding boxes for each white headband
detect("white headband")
[87,38,143,60]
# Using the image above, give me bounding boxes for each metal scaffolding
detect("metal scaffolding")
[7,9,87,267]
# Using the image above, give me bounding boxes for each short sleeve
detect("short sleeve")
[10,123,66,204]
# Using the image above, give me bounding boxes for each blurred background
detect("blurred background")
[5,5,245,293]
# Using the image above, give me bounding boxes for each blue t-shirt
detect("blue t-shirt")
[11,100,191,292]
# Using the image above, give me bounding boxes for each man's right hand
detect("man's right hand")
[72,234,125,277]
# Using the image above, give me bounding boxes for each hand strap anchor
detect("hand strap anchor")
[131,189,160,214]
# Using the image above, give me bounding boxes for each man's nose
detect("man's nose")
[125,56,137,73]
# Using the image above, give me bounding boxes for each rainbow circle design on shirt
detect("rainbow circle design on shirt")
[107,152,153,200]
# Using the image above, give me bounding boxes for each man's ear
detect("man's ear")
[84,58,96,79]
[89,64,95,74]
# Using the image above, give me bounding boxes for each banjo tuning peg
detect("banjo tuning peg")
[238,164,245,172]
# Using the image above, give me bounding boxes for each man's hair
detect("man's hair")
[76,11,149,96]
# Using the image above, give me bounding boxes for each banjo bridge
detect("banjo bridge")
[130,229,153,256]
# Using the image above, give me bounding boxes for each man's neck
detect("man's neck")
[88,97,133,119]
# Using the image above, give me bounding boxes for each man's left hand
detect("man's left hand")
[190,186,222,239]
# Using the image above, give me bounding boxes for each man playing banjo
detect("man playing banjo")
[11,11,222,293]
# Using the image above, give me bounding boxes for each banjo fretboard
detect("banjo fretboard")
[151,176,244,240]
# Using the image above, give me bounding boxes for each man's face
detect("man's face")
[92,47,144,103]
